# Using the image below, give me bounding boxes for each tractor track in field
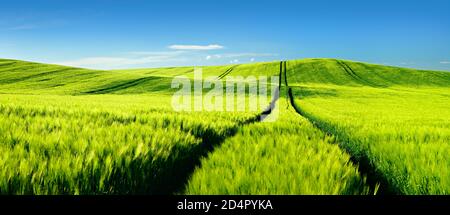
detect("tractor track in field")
[82,77,156,94]
[282,61,388,195]
[217,65,239,80]
[176,65,281,194]
[81,76,170,94]
[336,60,367,84]
[254,62,284,120]
[336,60,383,87]
[256,62,283,121]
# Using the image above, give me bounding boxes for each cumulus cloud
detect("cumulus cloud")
[169,44,224,50]
[250,58,255,62]
[205,55,212,60]
[230,59,239,64]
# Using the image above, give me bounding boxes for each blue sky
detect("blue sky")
[0,0,449,70]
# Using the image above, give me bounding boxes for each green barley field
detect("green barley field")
[0,58,448,194]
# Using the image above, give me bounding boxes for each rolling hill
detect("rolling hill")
[0,58,449,194]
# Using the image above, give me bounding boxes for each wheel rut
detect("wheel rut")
[282,60,385,194]
[217,65,239,80]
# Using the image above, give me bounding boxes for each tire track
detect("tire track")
[82,77,159,94]
[216,63,279,120]
[336,60,381,87]
[251,63,282,121]
[217,65,239,80]
[283,61,288,87]
[283,61,385,194]
[178,64,282,193]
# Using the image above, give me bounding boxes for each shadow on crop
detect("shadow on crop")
[290,86,338,99]
[81,76,174,95]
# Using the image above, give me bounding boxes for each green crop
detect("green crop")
[286,59,450,194]
[185,99,371,195]
[0,57,448,195]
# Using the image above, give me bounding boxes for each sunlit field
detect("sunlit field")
[0,58,449,194]
[287,59,450,194]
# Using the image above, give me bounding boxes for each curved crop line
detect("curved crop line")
[283,61,384,195]
[0,62,17,68]
[0,68,73,84]
[0,64,49,73]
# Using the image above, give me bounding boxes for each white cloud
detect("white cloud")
[56,54,185,69]
[168,44,224,50]
[53,49,277,69]
[55,51,189,69]
[440,61,450,64]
